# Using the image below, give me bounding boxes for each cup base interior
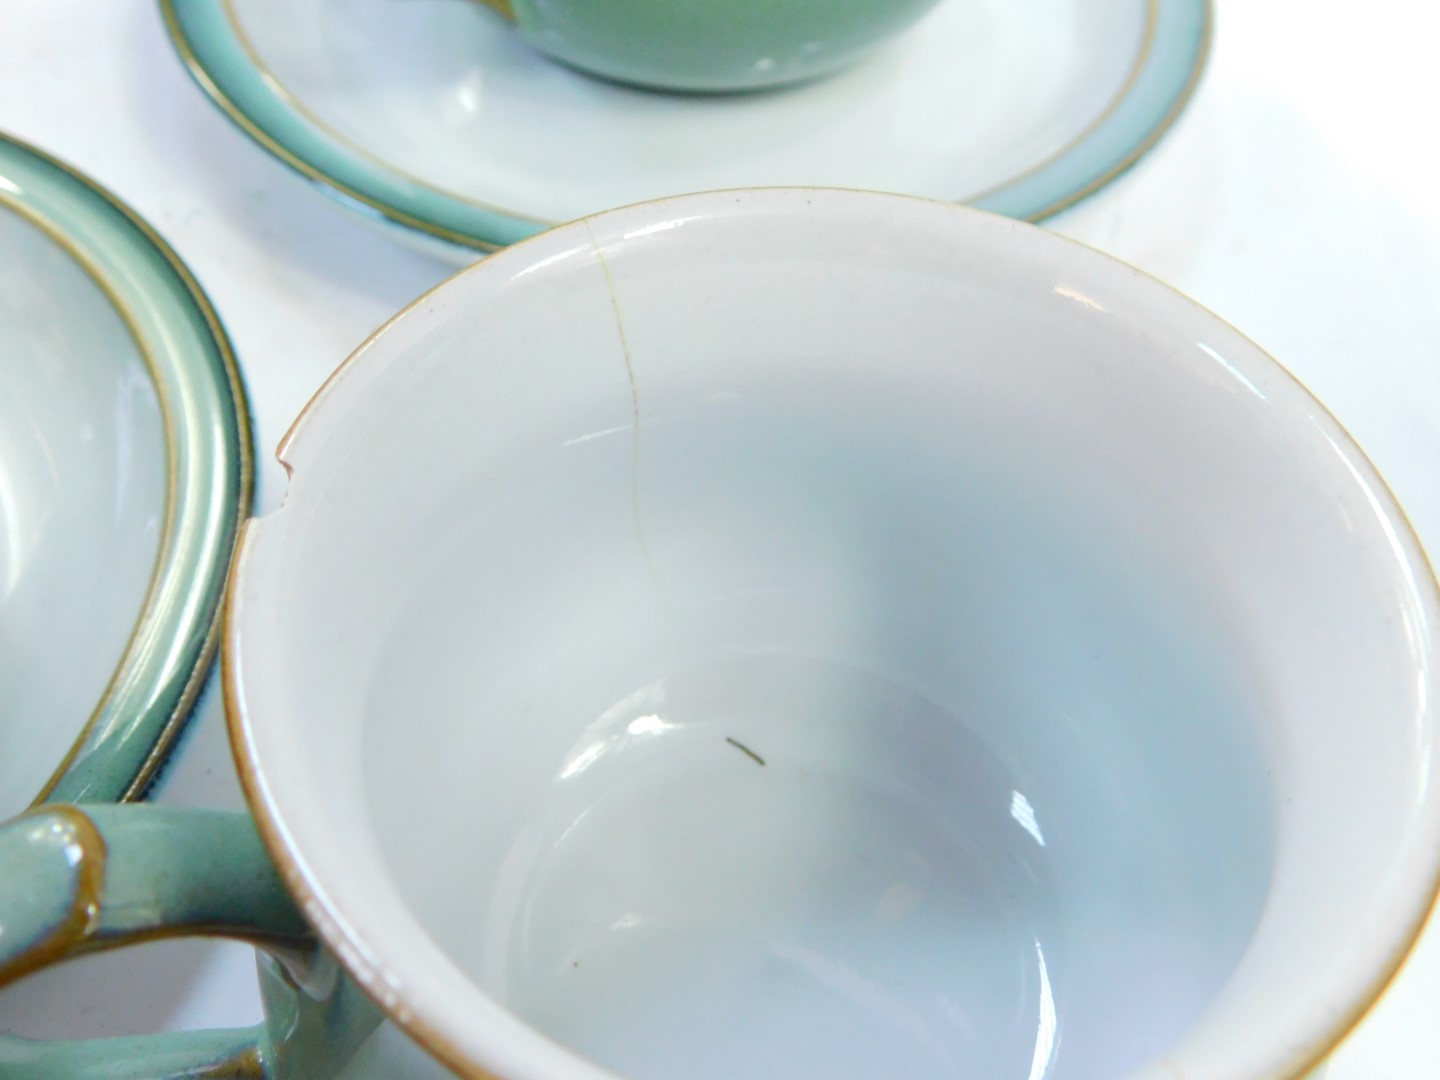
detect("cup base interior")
[486,655,1061,1079]
[360,395,1274,1079]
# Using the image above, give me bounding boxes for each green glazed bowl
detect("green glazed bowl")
[487,0,948,92]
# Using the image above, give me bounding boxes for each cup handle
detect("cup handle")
[0,805,379,1079]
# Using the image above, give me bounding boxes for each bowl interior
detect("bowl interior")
[233,191,1440,1080]
[0,204,166,818]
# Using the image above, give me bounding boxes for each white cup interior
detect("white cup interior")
[231,190,1440,1080]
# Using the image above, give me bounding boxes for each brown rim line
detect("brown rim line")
[228,188,1440,1080]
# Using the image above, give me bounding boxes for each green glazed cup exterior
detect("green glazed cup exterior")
[0,805,379,1080]
[500,0,947,91]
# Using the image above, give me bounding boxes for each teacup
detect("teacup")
[477,0,947,92]
[3,189,1438,1080]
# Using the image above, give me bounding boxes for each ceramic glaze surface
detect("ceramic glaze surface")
[228,191,1440,1080]
[166,0,1208,251]
[0,206,165,820]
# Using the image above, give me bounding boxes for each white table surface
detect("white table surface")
[2,0,1438,1075]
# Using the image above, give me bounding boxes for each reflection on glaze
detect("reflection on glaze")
[1028,942,1058,1080]
[1052,284,1107,313]
[1011,791,1046,848]
[1196,341,1267,402]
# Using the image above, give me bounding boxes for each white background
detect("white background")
[1,0,1438,1075]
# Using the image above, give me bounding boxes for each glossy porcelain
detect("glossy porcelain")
[217,190,1439,1080]
[162,0,1210,255]
[0,134,252,816]
[497,0,948,92]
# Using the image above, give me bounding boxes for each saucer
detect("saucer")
[0,134,252,818]
[163,0,1210,255]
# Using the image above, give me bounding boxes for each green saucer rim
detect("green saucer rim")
[0,131,254,807]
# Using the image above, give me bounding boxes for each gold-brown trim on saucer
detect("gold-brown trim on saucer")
[159,0,507,251]
[214,0,541,228]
